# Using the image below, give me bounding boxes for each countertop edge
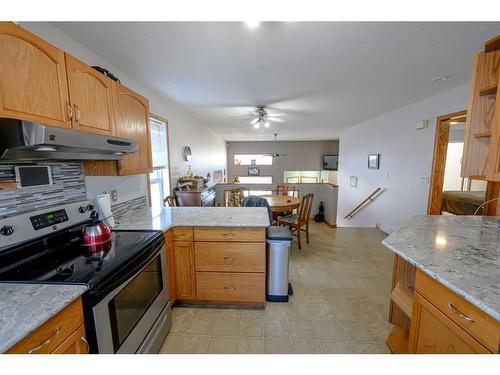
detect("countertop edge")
[381,239,500,322]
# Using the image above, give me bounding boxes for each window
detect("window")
[236,176,273,184]
[149,116,170,213]
[234,154,273,166]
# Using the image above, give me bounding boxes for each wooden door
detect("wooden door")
[52,325,88,354]
[408,293,490,354]
[113,82,152,175]
[173,241,196,300]
[65,54,115,135]
[0,22,70,128]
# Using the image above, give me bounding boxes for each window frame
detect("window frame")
[233,153,273,166]
[147,114,172,208]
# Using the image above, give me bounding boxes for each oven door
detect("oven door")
[92,244,169,353]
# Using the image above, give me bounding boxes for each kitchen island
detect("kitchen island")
[116,206,271,307]
[382,215,500,354]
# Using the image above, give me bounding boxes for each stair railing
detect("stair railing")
[344,187,383,220]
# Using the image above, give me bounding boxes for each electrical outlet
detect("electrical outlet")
[420,176,430,184]
[110,189,118,202]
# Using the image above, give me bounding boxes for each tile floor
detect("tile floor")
[160,223,394,354]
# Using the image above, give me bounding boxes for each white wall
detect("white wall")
[227,140,339,184]
[337,84,470,233]
[21,22,227,205]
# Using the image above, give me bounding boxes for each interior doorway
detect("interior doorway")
[427,110,488,215]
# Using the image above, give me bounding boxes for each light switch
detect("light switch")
[419,176,430,184]
[350,176,358,188]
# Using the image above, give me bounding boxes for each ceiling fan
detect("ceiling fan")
[236,105,286,129]
[269,133,289,159]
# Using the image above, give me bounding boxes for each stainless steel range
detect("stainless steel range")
[0,201,172,354]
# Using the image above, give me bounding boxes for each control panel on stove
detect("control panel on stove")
[30,209,69,231]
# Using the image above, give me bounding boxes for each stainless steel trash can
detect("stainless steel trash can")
[266,226,293,302]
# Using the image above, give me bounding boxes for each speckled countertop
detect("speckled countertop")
[382,215,500,321]
[114,206,270,231]
[0,283,87,353]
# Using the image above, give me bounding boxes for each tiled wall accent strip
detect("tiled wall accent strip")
[0,162,86,218]
[111,196,148,220]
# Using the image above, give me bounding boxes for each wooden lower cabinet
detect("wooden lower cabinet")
[172,240,196,301]
[408,292,489,354]
[166,226,266,306]
[7,298,87,354]
[52,325,88,354]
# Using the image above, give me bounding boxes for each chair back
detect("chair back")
[163,195,177,207]
[298,193,314,224]
[224,188,249,207]
[242,195,272,223]
[276,183,298,197]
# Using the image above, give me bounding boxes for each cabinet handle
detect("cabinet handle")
[27,326,61,354]
[448,303,475,322]
[74,104,81,123]
[224,286,235,291]
[66,103,73,121]
[223,256,235,262]
[80,336,89,352]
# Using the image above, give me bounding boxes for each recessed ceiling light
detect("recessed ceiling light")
[245,21,260,29]
[432,75,449,82]
[253,122,260,129]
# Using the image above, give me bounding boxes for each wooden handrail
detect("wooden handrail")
[344,187,382,219]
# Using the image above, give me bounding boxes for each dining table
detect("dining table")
[257,194,301,213]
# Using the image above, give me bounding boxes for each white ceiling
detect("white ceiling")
[51,22,499,141]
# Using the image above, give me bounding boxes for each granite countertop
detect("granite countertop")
[0,283,88,353]
[382,215,500,321]
[114,206,270,231]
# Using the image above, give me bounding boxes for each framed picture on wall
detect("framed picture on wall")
[248,167,260,176]
[368,154,380,169]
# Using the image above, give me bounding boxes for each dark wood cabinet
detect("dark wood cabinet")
[174,185,215,207]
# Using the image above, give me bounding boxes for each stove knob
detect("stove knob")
[79,206,87,214]
[0,225,14,236]
[87,204,94,211]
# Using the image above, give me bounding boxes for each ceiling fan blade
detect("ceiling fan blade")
[268,112,286,117]
[267,117,285,123]
[249,118,259,125]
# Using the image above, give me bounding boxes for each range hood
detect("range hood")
[0,118,138,162]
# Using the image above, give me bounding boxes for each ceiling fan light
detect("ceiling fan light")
[245,21,260,29]
[253,123,260,129]
[264,121,270,128]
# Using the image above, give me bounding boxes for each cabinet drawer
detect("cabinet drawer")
[52,324,88,354]
[172,227,193,241]
[196,272,265,303]
[7,298,84,354]
[194,227,265,242]
[195,242,265,272]
[415,270,500,353]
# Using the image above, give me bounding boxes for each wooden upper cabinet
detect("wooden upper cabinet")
[113,82,153,175]
[0,22,70,128]
[65,54,115,135]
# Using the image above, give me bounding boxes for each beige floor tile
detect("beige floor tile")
[186,315,215,335]
[312,320,345,342]
[238,317,264,337]
[193,307,221,317]
[236,337,264,354]
[348,342,391,354]
[159,334,183,353]
[264,339,293,354]
[364,321,393,342]
[288,319,317,339]
[172,307,195,318]
[170,314,193,334]
[265,303,287,321]
[285,303,312,320]
[339,321,373,342]
[178,336,209,354]
[207,337,236,354]
[264,320,290,338]
[212,316,238,337]
[291,339,323,354]
[219,308,241,317]
[239,308,266,318]
[320,341,352,354]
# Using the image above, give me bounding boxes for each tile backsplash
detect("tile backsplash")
[111,195,148,220]
[0,162,86,218]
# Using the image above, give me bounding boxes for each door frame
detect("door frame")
[427,110,467,214]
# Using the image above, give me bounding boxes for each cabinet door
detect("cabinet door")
[408,293,490,354]
[113,82,153,175]
[52,325,88,354]
[0,22,70,128]
[65,54,115,135]
[173,241,196,300]
[166,239,177,304]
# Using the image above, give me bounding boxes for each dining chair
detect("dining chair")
[223,188,249,207]
[276,183,299,198]
[277,193,314,250]
[163,195,177,207]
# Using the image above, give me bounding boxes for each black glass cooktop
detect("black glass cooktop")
[0,224,163,288]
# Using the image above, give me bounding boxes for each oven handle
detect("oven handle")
[89,241,165,305]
